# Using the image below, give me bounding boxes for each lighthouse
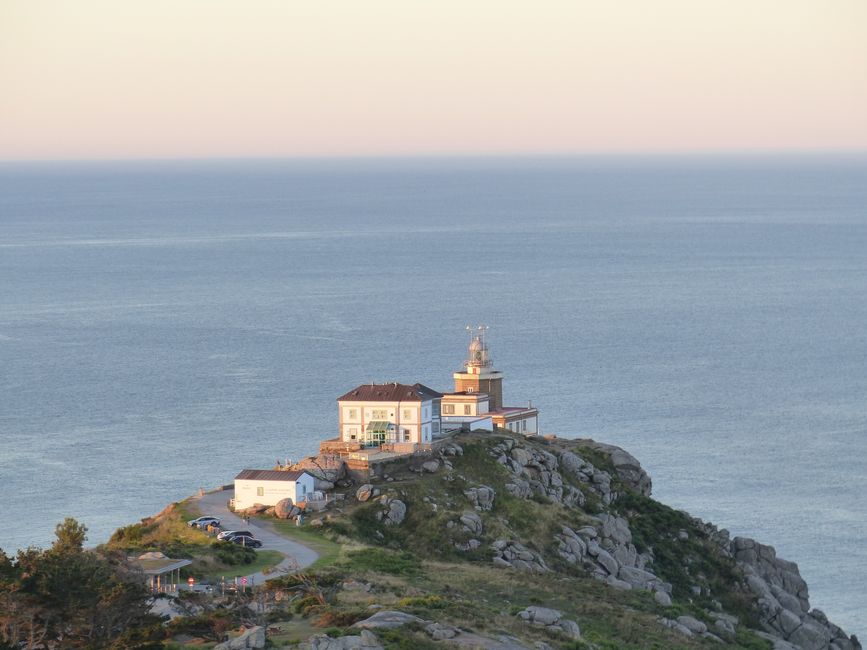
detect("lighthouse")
[453,325,504,411]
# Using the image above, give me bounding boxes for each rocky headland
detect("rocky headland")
[17,430,856,649]
[262,431,860,649]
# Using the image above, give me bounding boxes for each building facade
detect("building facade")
[337,382,442,448]
[233,469,315,510]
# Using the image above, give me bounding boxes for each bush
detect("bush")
[398,594,446,610]
[215,542,256,566]
[345,548,422,576]
[109,523,146,547]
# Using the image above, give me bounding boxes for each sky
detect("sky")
[1,1,866,160]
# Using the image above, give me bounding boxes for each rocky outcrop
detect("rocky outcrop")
[376,497,406,526]
[425,622,459,640]
[459,511,483,536]
[516,606,581,640]
[421,459,440,473]
[464,485,496,511]
[351,610,425,629]
[213,627,266,650]
[554,517,665,596]
[301,630,382,650]
[355,484,377,502]
[491,540,549,573]
[584,442,652,497]
[274,498,301,520]
[732,537,861,650]
[491,439,585,506]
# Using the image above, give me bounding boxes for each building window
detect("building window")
[464,404,472,415]
[443,404,455,414]
[433,422,440,433]
[256,487,264,497]
[402,409,412,420]
[404,431,410,442]
[522,420,527,432]
[371,409,388,419]
[348,409,357,419]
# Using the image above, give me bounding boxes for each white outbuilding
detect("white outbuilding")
[233,469,315,510]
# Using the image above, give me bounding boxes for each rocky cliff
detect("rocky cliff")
[291,431,860,650]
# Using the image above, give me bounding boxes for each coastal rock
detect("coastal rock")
[425,623,459,640]
[518,606,561,626]
[214,626,266,650]
[491,541,549,573]
[377,498,406,526]
[440,442,464,457]
[618,566,662,590]
[274,498,300,520]
[422,459,440,473]
[505,480,532,499]
[732,536,861,650]
[654,590,672,607]
[454,539,481,552]
[658,617,693,637]
[356,484,375,502]
[676,616,707,635]
[302,630,382,650]
[465,485,496,511]
[517,607,581,640]
[460,511,484,536]
[351,610,425,630]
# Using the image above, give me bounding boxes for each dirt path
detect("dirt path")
[192,488,319,585]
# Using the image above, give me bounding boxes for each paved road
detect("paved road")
[192,488,318,585]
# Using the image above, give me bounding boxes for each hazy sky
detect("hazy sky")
[2,1,866,160]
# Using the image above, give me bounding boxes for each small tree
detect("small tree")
[51,518,87,554]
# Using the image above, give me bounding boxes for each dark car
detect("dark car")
[226,534,262,548]
[217,529,252,541]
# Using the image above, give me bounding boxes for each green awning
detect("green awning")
[365,421,394,434]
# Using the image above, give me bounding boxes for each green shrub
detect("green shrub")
[345,548,422,576]
[215,542,256,566]
[398,594,447,609]
[109,523,145,547]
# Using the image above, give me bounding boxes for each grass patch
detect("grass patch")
[344,548,422,577]
[202,549,284,581]
[270,521,344,570]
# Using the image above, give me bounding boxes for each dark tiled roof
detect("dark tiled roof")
[337,382,443,403]
[235,469,310,482]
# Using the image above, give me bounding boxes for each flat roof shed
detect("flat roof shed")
[130,552,192,592]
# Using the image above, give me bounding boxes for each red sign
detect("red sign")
[241,576,248,585]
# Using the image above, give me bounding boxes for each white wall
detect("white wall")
[340,398,440,445]
[234,474,315,510]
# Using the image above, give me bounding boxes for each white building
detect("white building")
[337,382,442,450]
[233,469,315,510]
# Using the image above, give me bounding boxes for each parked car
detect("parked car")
[187,516,221,529]
[217,529,252,541]
[226,534,262,548]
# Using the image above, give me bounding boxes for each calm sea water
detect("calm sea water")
[1,156,865,634]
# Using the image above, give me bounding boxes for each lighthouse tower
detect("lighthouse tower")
[453,325,504,411]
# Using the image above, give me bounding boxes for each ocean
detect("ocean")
[1,156,865,634]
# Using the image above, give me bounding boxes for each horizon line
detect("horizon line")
[2,148,867,166]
